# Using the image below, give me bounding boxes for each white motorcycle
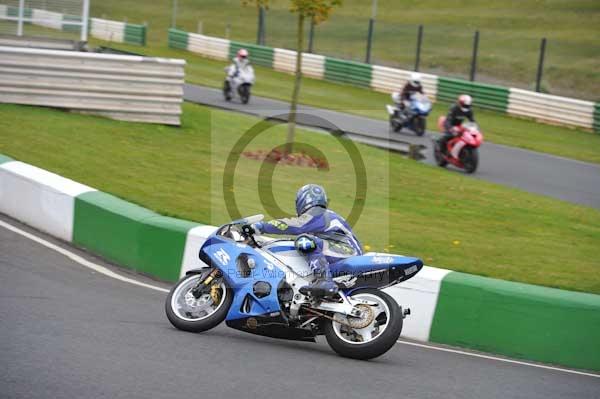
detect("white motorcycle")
[223,63,255,104]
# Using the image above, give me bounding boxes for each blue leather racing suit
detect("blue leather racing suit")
[253,206,363,280]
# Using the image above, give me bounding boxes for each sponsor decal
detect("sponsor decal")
[214,248,231,266]
[268,220,288,231]
[372,256,394,264]
[405,265,418,275]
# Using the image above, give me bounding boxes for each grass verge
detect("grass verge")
[1,102,599,294]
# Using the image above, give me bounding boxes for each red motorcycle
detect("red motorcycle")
[433,117,483,174]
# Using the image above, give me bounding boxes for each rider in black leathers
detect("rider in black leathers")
[439,94,475,154]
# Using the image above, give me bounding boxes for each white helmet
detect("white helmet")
[409,72,422,86]
[458,94,473,112]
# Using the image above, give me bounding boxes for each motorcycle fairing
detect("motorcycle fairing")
[331,254,423,291]
[199,236,285,322]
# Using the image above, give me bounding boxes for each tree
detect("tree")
[243,0,342,154]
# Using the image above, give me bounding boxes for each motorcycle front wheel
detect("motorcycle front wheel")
[324,288,403,360]
[433,140,448,167]
[414,116,426,136]
[239,84,251,104]
[165,270,232,333]
[223,80,232,101]
[461,147,479,174]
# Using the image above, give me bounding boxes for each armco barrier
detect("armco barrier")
[371,65,438,98]
[595,103,600,133]
[273,48,325,79]
[507,88,596,130]
[168,28,188,50]
[229,40,274,68]
[167,30,596,132]
[2,153,600,371]
[0,46,185,125]
[324,57,372,88]
[437,77,509,113]
[90,18,146,46]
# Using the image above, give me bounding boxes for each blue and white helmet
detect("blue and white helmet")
[295,184,328,216]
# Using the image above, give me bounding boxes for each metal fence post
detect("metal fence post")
[171,0,178,29]
[308,19,315,53]
[17,0,25,36]
[536,38,547,92]
[365,0,377,64]
[257,6,266,45]
[81,0,90,42]
[197,20,203,34]
[470,30,479,81]
[414,24,423,71]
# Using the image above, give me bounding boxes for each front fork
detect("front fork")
[191,268,222,299]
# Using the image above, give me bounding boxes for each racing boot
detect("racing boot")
[294,235,339,299]
[299,257,339,299]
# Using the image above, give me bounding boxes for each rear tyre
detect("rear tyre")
[324,288,403,360]
[165,271,232,333]
[414,116,426,136]
[434,140,448,167]
[461,147,479,174]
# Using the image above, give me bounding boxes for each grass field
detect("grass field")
[1,102,599,294]
[88,0,600,100]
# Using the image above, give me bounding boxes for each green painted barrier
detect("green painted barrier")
[430,272,600,371]
[229,41,274,68]
[437,77,509,113]
[0,153,14,164]
[124,23,146,46]
[72,191,196,282]
[61,14,82,33]
[168,28,189,50]
[7,6,32,18]
[324,57,372,88]
[594,103,600,133]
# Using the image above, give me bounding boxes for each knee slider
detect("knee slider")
[295,234,317,254]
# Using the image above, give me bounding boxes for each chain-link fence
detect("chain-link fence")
[0,0,88,41]
[171,2,598,101]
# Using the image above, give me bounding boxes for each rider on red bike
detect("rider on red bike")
[439,94,476,154]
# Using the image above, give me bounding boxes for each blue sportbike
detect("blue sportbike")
[165,215,423,360]
[386,92,432,136]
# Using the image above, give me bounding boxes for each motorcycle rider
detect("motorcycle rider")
[395,72,424,112]
[224,48,253,93]
[439,94,476,154]
[244,184,362,299]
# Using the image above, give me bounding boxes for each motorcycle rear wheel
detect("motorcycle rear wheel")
[165,271,232,333]
[461,147,479,174]
[324,288,403,360]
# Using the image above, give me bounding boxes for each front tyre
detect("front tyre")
[414,116,426,136]
[165,271,232,333]
[239,84,251,104]
[223,80,232,101]
[461,147,479,174]
[324,288,403,360]
[433,140,448,167]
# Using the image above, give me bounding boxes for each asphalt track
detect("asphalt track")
[183,84,600,210]
[1,215,599,399]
